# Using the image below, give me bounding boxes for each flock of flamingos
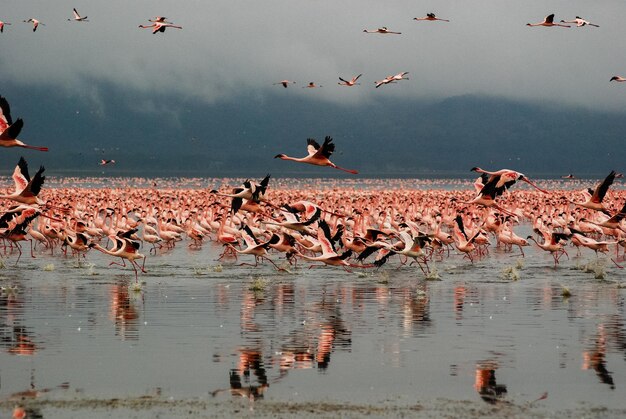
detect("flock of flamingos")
[0,9,625,281]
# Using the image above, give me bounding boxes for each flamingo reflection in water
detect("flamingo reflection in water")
[474,360,508,404]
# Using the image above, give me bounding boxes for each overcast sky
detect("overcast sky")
[2,0,626,112]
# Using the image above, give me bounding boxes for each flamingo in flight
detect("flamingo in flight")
[0,21,11,33]
[100,159,115,166]
[527,14,570,27]
[0,157,46,206]
[470,167,549,194]
[275,136,358,174]
[374,72,408,88]
[338,74,362,86]
[363,27,401,34]
[570,170,616,215]
[303,82,322,88]
[273,80,296,88]
[149,16,172,23]
[414,13,450,22]
[610,76,626,82]
[560,17,599,27]
[139,21,182,34]
[23,18,44,32]
[68,8,88,22]
[0,96,49,151]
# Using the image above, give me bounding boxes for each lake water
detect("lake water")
[0,176,625,417]
[0,234,624,417]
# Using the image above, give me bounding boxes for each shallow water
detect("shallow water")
[0,237,624,417]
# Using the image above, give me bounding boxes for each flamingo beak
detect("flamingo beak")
[520,176,549,194]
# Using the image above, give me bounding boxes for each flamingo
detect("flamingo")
[226,224,283,270]
[149,16,172,23]
[470,167,549,194]
[0,20,11,33]
[610,76,626,82]
[413,13,450,22]
[273,80,296,88]
[138,21,182,34]
[363,27,401,34]
[68,8,88,22]
[338,74,362,86]
[23,18,44,32]
[303,82,322,88]
[296,221,358,270]
[90,235,146,281]
[210,174,272,213]
[581,202,626,232]
[374,76,395,88]
[0,157,46,206]
[570,170,616,214]
[100,159,115,166]
[527,230,570,267]
[527,14,570,27]
[390,71,409,81]
[275,136,359,174]
[0,96,49,151]
[560,17,599,27]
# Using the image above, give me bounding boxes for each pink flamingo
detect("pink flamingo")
[275,136,358,174]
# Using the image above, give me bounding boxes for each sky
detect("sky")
[1,1,626,177]
[2,0,626,110]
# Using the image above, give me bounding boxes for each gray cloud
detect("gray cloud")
[2,0,626,110]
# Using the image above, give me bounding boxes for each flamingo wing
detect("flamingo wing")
[318,220,338,256]
[0,96,13,131]
[306,138,321,156]
[545,14,555,24]
[591,170,616,203]
[312,136,335,159]
[0,118,23,140]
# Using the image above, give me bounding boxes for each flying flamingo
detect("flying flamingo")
[0,157,46,206]
[100,159,115,166]
[560,17,599,27]
[527,14,570,27]
[338,74,362,86]
[0,21,11,33]
[375,76,395,88]
[413,13,450,22]
[610,76,626,82]
[149,16,172,23]
[275,136,359,174]
[0,96,49,151]
[273,80,296,88]
[470,167,549,194]
[23,18,44,32]
[569,170,616,214]
[363,27,401,34]
[68,8,88,22]
[303,82,322,88]
[390,71,409,81]
[139,21,182,34]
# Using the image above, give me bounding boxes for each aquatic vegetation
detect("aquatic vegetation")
[501,266,520,281]
[249,276,268,291]
[212,264,223,273]
[561,286,572,298]
[425,267,441,281]
[515,259,524,270]
[85,263,98,276]
[43,263,55,271]
[0,260,5,269]
[131,282,143,292]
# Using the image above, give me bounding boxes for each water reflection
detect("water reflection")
[212,349,269,400]
[109,283,140,340]
[583,324,616,389]
[474,360,508,404]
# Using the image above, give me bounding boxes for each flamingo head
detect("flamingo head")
[274,154,286,159]
[519,175,549,194]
